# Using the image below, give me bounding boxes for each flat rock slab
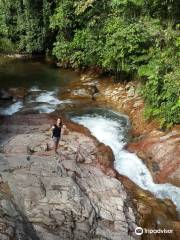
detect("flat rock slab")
[0,116,137,240]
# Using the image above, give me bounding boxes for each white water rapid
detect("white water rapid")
[0,101,23,115]
[0,89,72,115]
[72,110,180,213]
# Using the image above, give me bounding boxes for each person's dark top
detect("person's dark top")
[52,124,63,138]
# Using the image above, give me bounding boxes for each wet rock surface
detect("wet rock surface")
[0,89,13,100]
[95,80,158,136]
[8,87,28,100]
[65,72,180,239]
[117,174,180,240]
[77,73,180,187]
[0,67,180,239]
[128,129,180,187]
[0,114,137,240]
[59,73,99,104]
[0,87,28,102]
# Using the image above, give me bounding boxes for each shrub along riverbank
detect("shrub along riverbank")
[0,0,179,127]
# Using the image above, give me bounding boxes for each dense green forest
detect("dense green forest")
[0,0,179,126]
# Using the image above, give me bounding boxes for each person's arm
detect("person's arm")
[50,125,55,138]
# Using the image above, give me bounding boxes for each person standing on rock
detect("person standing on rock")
[51,117,64,154]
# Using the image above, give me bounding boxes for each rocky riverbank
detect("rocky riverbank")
[96,78,180,188]
[0,60,179,239]
[58,71,180,238]
[0,113,180,240]
[96,77,180,188]
[0,113,139,240]
[62,71,180,189]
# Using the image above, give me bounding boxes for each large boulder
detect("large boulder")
[0,114,137,240]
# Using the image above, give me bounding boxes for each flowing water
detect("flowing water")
[1,57,180,214]
[71,109,180,214]
[0,57,78,114]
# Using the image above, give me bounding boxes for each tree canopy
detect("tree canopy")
[0,0,179,126]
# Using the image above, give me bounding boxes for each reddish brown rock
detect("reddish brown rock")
[8,87,28,99]
[96,144,114,168]
[117,174,180,240]
[95,80,159,136]
[128,129,180,186]
[77,72,180,187]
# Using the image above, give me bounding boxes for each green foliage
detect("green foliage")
[50,0,75,30]
[100,17,150,72]
[50,0,107,68]
[0,0,54,53]
[139,27,180,126]
[0,0,179,126]
[52,28,101,68]
[0,38,16,53]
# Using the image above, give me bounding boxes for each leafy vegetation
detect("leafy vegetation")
[0,0,54,53]
[0,0,179,126]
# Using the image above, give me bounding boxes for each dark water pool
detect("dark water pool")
[0,57,79,115]
[0,57,79,90]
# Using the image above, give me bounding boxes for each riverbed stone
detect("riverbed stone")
[0,89,13,100]
[0,114,137,240]
[8,87,28,99]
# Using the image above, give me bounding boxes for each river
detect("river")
[1,57,180,215]
[0,57,79,115]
